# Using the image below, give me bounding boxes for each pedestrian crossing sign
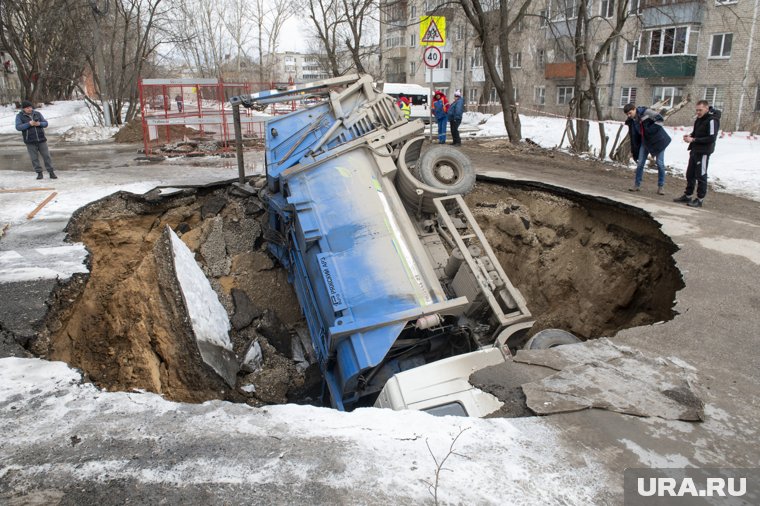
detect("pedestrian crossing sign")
[419,16,446,46]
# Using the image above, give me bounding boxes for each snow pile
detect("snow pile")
[59,125,119,142]
[462,111,492,126]
[471,112,760,201]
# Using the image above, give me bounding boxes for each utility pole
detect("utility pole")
[90,0,112,127]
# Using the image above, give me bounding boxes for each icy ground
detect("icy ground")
[0,357,612,504]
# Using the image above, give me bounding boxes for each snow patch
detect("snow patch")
[168,228,232,351]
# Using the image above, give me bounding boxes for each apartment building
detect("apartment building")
[270,52,331,83]
[379,0,760,130]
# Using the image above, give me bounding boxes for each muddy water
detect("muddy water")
[31,179,683,405]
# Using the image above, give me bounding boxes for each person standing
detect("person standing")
[623,103,671,194]
[175,94,184,113]
[398,96,411,120]
[15,100,57,180]
[432,92,447,144]
[447,89,464,146]
[674,100,721,208]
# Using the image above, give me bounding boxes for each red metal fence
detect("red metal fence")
[138,78,296,156]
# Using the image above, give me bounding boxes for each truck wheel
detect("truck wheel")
[524,329,581,350]
[417,146,476,195]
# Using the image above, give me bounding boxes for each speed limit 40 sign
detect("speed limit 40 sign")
[423,46,442,68]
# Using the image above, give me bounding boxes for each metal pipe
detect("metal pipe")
[232,103,245,184]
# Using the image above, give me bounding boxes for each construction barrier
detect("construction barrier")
[138,78,299,155]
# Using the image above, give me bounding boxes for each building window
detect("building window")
[600,0,614,18]
[553,0,579,20]
[442,54,450,69]
[489,88,498,104]
[652,86,684,108]
[624,40,639,62]
[535,86,546,105]
[629,0,641,13]
[715,0,737,5]
[620,86,637,107]
[456,57,463,71]
[469,88,478,103]
[640,26,690,56]
[410,34,416,47]
[537,49,545,66]
[456,24,465,40]
[710,33,733,58]
[598,45,611,63]
[704,86,725,109]
[472,47,482,68]
[557,86,574,105]
[410,61,416,75]
[410,5,417,17]
[539,9,548,26]
[510,52,522,68]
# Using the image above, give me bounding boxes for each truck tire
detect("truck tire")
[524,329,582,350]
[417,146,476,195]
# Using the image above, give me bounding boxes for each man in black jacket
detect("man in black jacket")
[624,104,671,194]
[674,100,720,208]
[15,100,57,180]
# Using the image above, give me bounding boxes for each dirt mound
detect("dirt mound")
[113,120,204,144]
[467,180,683,340]
[34,182,307,405]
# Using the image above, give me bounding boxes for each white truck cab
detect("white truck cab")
[374,346,510,417]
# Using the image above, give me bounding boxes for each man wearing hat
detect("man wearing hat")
[15,100,57,179]
[447,90,464,146]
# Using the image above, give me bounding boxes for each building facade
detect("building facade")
[270,52,331,84]
[379,0,760,130]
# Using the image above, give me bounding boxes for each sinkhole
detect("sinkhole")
[28,177,684,412]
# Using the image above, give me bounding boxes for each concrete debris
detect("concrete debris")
[231,288,261,330]
[241,340,263,374]
[257,310,293,359]
[223,217,262,257]
[516,339,704,421]
[201,195,228,219]
[199,216,231,277]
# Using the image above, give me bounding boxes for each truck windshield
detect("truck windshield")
[422,402,468,417]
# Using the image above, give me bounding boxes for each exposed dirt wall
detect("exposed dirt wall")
[468,179,684,339]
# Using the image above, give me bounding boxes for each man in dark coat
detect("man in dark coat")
[15,100,57,179]
[674,100,721,208]
[624,103,671,194]
[447,90,464,146]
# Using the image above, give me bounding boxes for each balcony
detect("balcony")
[544,62,585,80]
[386,46,407,60]
[426,68,451,83]
[636,55,697,78]
[640,0,704,26]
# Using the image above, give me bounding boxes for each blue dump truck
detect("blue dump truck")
[230,75,578,415]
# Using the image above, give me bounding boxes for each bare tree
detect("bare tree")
[296,0,345,77]
[0,0,88,101]
[459,0,533,142]
[342,0,377,74]
[82,0,168,125]
[253,0,291,82]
